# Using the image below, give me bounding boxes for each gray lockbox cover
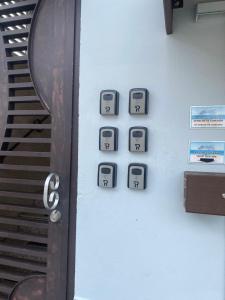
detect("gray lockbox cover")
[99,127,118,151]
[129,88,148,115]
[129,127,148,152]
[128,164,147,190]
[98,163,117,188]
[100,90,119,115]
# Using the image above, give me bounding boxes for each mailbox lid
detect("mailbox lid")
[184,171,225,216]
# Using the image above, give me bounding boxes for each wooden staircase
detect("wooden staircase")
[0,0,50,298]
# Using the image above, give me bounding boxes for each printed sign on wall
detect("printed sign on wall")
[190,105,225,128]
[189,141,225,164]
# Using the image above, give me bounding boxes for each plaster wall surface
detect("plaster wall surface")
[76,1,225,299]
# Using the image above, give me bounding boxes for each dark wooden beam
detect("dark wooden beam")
[163,0,173,34]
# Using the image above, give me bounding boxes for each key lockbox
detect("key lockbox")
[100,90,119,116]
[129,127,148,152]
[128,163,147,190]
[98,163,117,188]
[129,88,148,115]
[99,127,118,151]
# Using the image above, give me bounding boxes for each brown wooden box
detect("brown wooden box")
[184,171,225,216]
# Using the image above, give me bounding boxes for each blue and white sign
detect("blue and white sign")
[191,105,225,128]
[189,141,225,164]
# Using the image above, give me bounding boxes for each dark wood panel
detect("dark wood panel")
[185,172,225,216]
[8,96,40,102]
[0,294,8,300]
[0,18,8,150]
[0,271,24,283]
[8,69,30,76]
[67,0,81,298]
[8,110,49,116]
[0,1,50,298]
[0,242,47,258]
[0,151,50,158]
[0,164,50,172]
[0,204,46,214]
[0,216,48,228]
[0,230,47,243]
[3,137,51,143]
[163,0,173,34]
[9,275,46,300]
[29,0,79,298]
[0,191,43,200]
[0,256,46,273]
[6,124,51,129]
[0,282,14,297]
[8,82,34,89]
[0,178,43,185]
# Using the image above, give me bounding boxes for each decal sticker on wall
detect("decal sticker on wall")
[190,105,225,128]
[189,141,225,164]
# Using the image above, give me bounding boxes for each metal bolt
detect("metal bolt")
[222,194,225,199]
[50,210,62,223]
[173,0,183,8]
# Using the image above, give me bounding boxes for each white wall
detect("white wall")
[75,1,225,300]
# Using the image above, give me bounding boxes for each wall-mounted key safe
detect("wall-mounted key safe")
[129,88,148,115]
[100,90,119,116]
[129,127,148,152]
[99,127,118,151]
[128,163,147,190]
[98,163,117,188]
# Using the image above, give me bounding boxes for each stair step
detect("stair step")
[5,41,28,51]
[6,124,51,130]
[0,164,50,172]
[0,0,37,15]
[8,68,30,76]
[3,137,51,143]
[7,110,49,116]
[0,15,32,27]
[0,151,50,158]
[2,28,29,38]
[8,96,39,102]
[8,82,33,89]
[6,55,28,63]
